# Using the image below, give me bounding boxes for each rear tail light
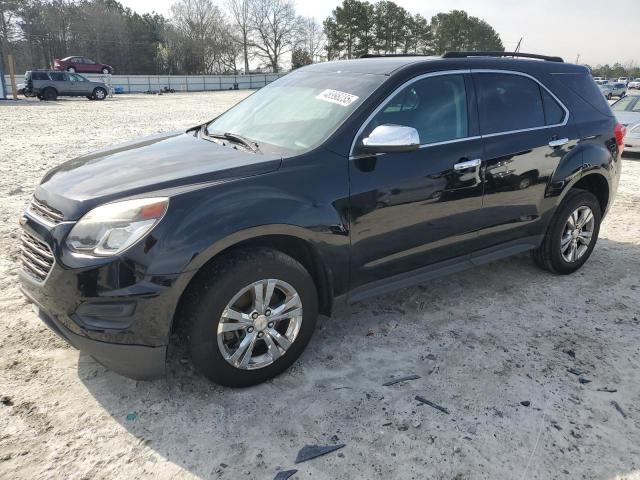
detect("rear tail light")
[615,123,626,154]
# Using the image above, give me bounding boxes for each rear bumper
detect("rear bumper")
[23,287,166,379]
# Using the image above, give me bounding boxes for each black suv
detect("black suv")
[19,52,624,386]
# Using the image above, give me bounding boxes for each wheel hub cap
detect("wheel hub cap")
[561,206,595,263]
[217,279,303,370]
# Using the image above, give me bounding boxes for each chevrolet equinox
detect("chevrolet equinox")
[19,52,624,386]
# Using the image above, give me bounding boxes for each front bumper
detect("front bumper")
[19,212,193,380]
[22,288,166,380]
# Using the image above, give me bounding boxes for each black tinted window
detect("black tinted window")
[31,72,49,80]
[49,72,67,81]
[541,89,565,125]
[476,73,545,134]
[366,74,468,145]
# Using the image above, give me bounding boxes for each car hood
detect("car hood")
[35,131,282,219]
[615,111,640,126]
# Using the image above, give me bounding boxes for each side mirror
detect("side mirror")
[359,124,420,154]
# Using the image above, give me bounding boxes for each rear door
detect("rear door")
[48,71,71,95]
[473,70,579,250]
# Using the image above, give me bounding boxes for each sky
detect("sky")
[117,0,638,67]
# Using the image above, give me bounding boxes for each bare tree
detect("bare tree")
[297,17,325,63]
[171,0,230,74]
[227,0,252,73]
[249,0,297,73]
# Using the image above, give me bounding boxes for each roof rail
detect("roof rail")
[442,51,564,63]
[359,53,430,58]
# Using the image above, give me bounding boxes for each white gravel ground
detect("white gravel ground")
[1,91,639,480]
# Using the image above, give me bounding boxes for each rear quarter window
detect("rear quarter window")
[31,72,49,81]
[552,73,613,117]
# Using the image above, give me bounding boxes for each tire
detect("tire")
[607,93,612,100]
[532,189,601,275]
[185,248,319,387]
[67,67,76,73]
[101,67,110,74]
[92,87,107,100]
[42,88,57,101]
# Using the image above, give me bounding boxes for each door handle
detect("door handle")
[454,158,481,170]
[548,138,569,148]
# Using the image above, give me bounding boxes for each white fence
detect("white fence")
[2,73,286,97]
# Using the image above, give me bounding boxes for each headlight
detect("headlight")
[66,197,169,256]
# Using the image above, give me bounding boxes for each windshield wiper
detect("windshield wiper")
[201,125,261,153]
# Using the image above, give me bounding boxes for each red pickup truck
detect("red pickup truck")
[54,56,113,75]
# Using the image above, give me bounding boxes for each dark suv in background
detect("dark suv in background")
[19,52,624,387]
[20,70,109,101]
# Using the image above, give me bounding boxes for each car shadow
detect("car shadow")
[78,236,640,479]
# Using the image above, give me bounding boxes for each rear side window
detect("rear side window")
[365,74,468,145]
[49,72,67,81]
[31,72,49,81]
[541,89,565,125]
[475,73,545,135]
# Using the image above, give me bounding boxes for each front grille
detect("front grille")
[20,232,54,282]
[28,197,64,225]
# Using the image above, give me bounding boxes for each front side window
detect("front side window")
[363,74,468,145]
[476,73,547,135]
[69,73,86,82]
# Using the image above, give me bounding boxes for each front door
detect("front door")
[348,72,485,290]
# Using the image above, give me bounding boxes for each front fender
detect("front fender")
[145,150,351,295]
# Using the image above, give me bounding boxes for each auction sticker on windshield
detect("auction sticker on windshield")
[316,89,359,107]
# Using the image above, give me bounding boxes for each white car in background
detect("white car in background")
[599,82,627,99]
[618,77,629,85]
[628,79,640,89]
[611,95,640,153]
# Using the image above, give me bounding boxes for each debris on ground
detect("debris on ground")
[567,367,586,376]
[563,349,576,358]
[273,469,298,479]
[383,374,421,386]
[126,412,138,422]
[578,378,591,384]
[415,396,450,414]
[520,401,531,407]
[294,444,345,464]
[0,396,13,406]
[597,387,618,393]
[611,401,627,419]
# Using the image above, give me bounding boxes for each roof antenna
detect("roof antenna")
[514,37,523,54]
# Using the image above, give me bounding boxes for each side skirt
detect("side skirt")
[346,235,543,304]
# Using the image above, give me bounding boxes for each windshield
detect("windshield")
[206,70,386,155]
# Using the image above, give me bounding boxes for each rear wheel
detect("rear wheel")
[101,67,110,74]
[532,189,601,274]
[92,87,107,100]
[42,88,57,101]
[186,248,318,387]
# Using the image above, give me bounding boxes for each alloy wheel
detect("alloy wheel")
[217,279,303,370]
[560,206,594,262]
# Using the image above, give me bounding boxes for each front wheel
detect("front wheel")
[186,248,318,387]
[532,189,601,274]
